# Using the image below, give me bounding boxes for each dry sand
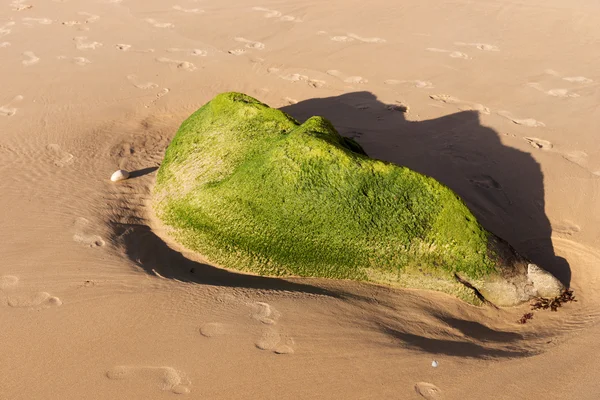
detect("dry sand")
[1,0,600,398]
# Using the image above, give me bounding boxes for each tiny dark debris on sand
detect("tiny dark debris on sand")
[531,289,577,312]
[518,313,534,324]
[518,290,576,324]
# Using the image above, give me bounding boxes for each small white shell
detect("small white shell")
[431,360,438,368]
[110,169,130,182]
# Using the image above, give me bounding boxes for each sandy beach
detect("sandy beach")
[1,0,600,398]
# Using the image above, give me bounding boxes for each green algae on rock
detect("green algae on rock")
[153,92,564,306]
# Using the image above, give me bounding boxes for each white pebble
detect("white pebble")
[110,169,130,182]
[431,361,438,368]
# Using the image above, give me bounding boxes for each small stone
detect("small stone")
[110,169,130,182]
[527,263,564,298]
[431,361,438,368]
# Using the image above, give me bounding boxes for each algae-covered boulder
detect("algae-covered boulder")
[153,92,564,306]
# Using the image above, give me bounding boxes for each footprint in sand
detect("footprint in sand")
[22,17,53,25]
[497,111,545,127]
[545,70,594,84]
[426,48,470,59]
[58,55,91,66]
[234,37,265,50]
[247,302,295,354]
[251,7,302,22]
[563,76,593,84]
[0,275,19,290]
[73,56,91,66]
[523,137,553,150]
[429,94,489,114]
[330,35,354,42]
[469,174,502,190]
[172,5,204,14]
[127,74,158,90]
[106,366,191,394]
[116,44,154,53]
[199,322,228,338]
[255,328,295,354]
[282,73,325,88]
[74,36,102,50]
[198,301,295,354]
[0,276,62,308]
[22,51,40,66]
[327,70,363,83]
[0,22,16,37]
[268,68,325,88]
[553,220,581,237]
[7,292,63,308]
[0,42,10,47]
[454,42,499,51]
[46,144,74,167]
[0,95,23,117]
[145,18,174,28]
[521,138,592,173]
[79,12,100,23]
[283,97,298,105]
[347,33,385,43]
[562,150,588,168]
[228,48,246,56]
[10,0,32,11]
[385,79,434,89]
[414,382,443,399]
[62,11,100,26]
[346,131,364,140]
[145,88,170,108]
[527,83,580,98]
[156,57,196,71]
[166,48,207,56]
[255,330,281,350]
[327,69,368,84]
[328,32,385,43]
[249,301,280,325]
[252,6,282,18]
[546,88,580,98]
[73,217,106,248]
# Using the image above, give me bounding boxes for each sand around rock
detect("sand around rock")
[153,92,562,306]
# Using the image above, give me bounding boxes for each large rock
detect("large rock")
[153,92,564,306]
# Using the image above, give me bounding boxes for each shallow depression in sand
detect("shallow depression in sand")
[0,275,19,289]
[106,366,191,394]
[199,322,227,337]
[415,382,443,399]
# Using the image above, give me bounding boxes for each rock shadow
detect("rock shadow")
[111,221,344,298]
[379,325,528,358]
[129,166,159,179]
[281,91,570,287]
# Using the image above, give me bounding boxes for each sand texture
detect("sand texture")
[1,0,600,399]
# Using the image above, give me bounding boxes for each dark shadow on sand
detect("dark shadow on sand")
[280,91,571,358]
[281,91,571,287]
[379,325,528,358]
[129,166,159,179]
[437,316,523,343]
[111,222,344,298]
